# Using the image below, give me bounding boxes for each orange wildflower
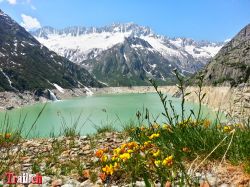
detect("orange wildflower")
[95,149,104,158]
[5,133,11,139]
[99,172,106,182]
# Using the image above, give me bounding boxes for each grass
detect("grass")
[94,73,250,186]
[96,124,116,134]
[0,71,249,186]
[0,104,46,177]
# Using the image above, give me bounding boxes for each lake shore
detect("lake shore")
[0,85,249,119]
[0,86,179,111]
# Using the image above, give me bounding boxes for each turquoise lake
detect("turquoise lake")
[0,93,226,137]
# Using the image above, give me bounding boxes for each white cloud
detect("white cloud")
[0,0,16,4]
[7,0,16,4]
[20,14,41,31]
[31,5,36,10]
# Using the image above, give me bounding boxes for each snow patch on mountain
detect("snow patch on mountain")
[53,83,64,93]
[141,35,183,58]
[32,23,224,74]
[0,68,18,91]
[36,31,132,63]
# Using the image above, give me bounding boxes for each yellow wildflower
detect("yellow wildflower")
[127,149,134,153]
[121,143,127,150]
[143,141,152,146]
[113,162,119,169]
[152,149,161,157]
[149,133,160,140]
[111,156,117,161]
[162,155,173,167]
[141,141,152,151]
[128,141,138,149]
[101,155,108,162]
[162,123,172,131]
[154,160,161,167]
[223,126,231,132]
[113,147,121,155]
[119,153,131,162]
[102,164,114,175]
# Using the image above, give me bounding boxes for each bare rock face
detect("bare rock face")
[0,9,102,92]
[202,24,250,86]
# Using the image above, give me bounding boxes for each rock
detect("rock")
[6,106,14,110]
[57,136,64,142]
[63,179,81,186]
[51,179,63,187]
[77,151,84,156]
[42,176,51,186]
[135,181,145,187]
[200,181,210,187]
[22,163,32,167]
[80,136,88,140]
[206,174,217,186]
[96,179,103,185]
[22,158,31,164]
[61,185,74,187]
[71,148,79,152]
[83,150,91,155]
[80,180,93,187]
[91,157,99,163]
[219,184,230,187]
[82,145,90,151]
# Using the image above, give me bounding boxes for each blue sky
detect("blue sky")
[0,0,250,41]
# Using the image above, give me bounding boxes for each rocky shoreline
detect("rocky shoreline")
[0,86,178,111]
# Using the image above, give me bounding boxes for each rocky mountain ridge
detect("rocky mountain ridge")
[0,9,102,92]
[201,24,250,86]
[32,23,224,86]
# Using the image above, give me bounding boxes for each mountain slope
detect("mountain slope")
[82,37,180,86]
[32,24,224,86]
[201,24,250,86]
[0,9,102,92]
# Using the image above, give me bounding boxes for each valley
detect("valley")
[0,4,249,186]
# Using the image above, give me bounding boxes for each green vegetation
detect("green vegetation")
[95,72,250,186]
[0,104,46,176]
[0,71,249,186]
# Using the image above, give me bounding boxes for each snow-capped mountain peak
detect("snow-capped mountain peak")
[32,23,224,65]
[31,23,225,86]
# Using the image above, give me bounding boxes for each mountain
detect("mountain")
[200,24,250,86]
[32,23,224,86]
[0,9,102,92]
[82,37,178,86]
